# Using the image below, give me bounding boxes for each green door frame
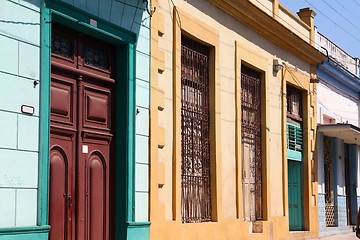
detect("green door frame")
[37,1,150,239]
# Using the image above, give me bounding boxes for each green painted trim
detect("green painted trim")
[0,225,50,240]
[0,226,50,235]
[127,43,136,222]
[127,222,150,240]
[126,221,151,227]
[114,43,137,240]
[287,149,302,161]
[45,0,136,44]
[0,233,48,240]
[38,2,51,227]
[114,46,127,240]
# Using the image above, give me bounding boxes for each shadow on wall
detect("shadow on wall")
[0,0,41,45]
[0,0,149,42]
[55,0,150,40]
[184,0,309,70]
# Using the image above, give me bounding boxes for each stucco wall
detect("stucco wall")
[278,4,310,43]
[317,82,359,126]
[0,0,41,228]
[151,0,318,238]
[158,0,309,217]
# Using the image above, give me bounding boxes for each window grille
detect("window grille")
[181,35,211,223]
[287,86,302,119]
[324,136,335,227]
[241,65,262,221]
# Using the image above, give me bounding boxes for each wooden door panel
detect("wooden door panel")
[50,76,77,129]
[83,83,112,132]
[84,141,110,240]
[89,154,106,240]
[49,135,74,240]
[242,143,257,221]
[242,144,250,221]
[288,160,303,230]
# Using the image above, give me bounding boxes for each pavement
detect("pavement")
[313,231,357,239]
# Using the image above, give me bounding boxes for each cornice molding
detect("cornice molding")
[318,59,360,91]
[210,0,326,65]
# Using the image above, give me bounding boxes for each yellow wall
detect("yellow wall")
[150,0,324,239]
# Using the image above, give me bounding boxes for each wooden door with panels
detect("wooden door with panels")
[241,65,263,222]
[49,24,115,240]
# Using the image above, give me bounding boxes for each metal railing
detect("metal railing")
[181,35,211,223]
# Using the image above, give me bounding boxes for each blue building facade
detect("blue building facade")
[316,32,360,236]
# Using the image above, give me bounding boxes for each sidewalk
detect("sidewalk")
[314,231,357,239]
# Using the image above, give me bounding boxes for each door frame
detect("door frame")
[39,2,140,239]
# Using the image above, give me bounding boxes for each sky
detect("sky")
[279,0,360,58]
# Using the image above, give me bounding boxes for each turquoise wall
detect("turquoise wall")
[0,0,41,229]
[0,0,150,239]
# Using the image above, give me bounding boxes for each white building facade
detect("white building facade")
[316,31,360,236]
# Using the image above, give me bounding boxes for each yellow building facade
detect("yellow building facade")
[150,0,325,239]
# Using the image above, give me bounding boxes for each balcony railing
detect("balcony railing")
[316,32,360,76]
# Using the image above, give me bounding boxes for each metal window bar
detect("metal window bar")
[241,65,262,221]
[324,136,336,227]
[287,86,302,118]
[181,35,211,223]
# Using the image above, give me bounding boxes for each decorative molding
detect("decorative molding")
[0,225,50,240]
[209,0,325,65]
[149,0,167,224]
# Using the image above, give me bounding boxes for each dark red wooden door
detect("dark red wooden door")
[49,24,115,240]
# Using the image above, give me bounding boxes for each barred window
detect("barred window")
[181,35,211,223]
[287,85,302,120]
[241,65,263,221]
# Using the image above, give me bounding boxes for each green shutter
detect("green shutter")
[287,122,303,161]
